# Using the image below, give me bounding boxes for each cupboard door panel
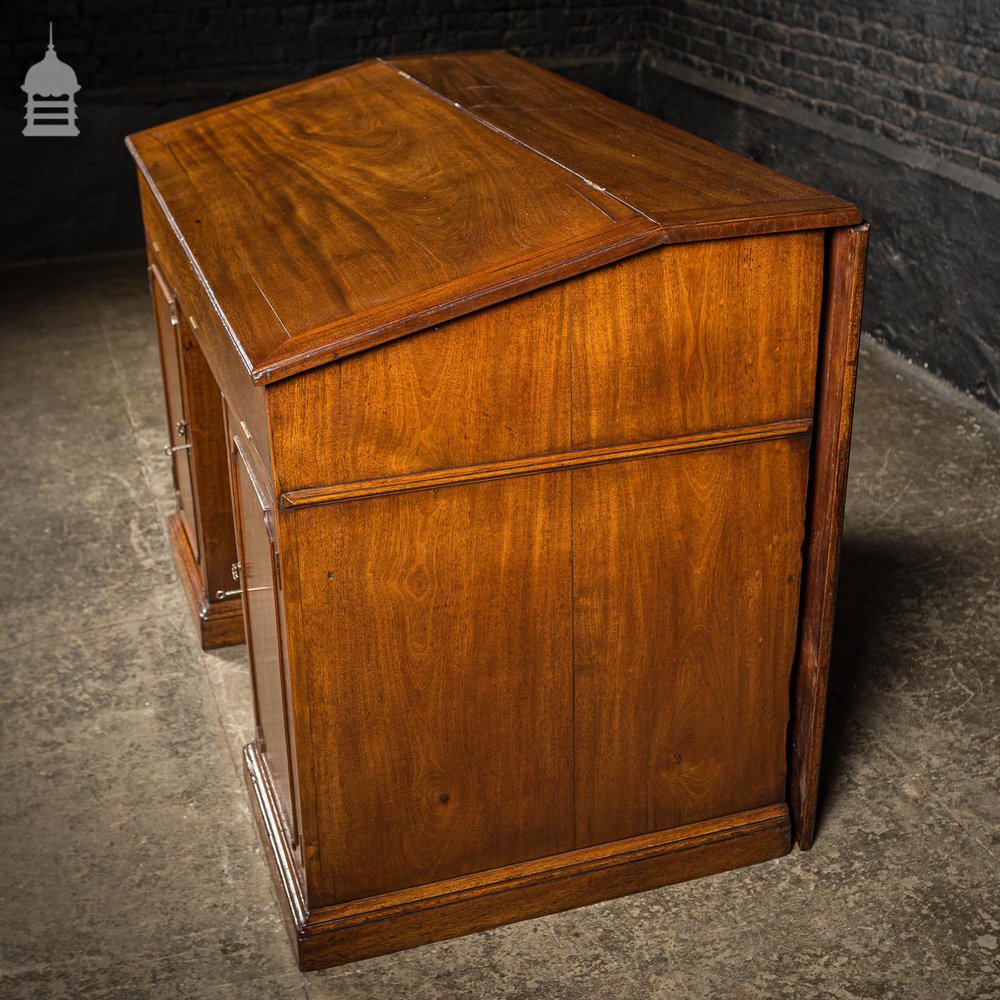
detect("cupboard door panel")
[176,316,240,602]
[573,438,810,847]
[150,265,198,555]
[232,437,297,842]
[282,474,574,905]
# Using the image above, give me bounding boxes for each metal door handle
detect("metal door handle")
[215,586,269,599]
[163,443,192,455]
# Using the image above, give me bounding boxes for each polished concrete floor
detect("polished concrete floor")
[1,252,998,999]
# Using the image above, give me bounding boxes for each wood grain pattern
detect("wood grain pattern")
[131,54,868,970]
[255,219,659,383]
[268,277,572,492]
[279,419,812,509]
[279,474,574,906]
[791,224,869,850]
[127,54,861,386]
[269,234,820,494]
[570,234,824,448]
[574,439,810,845]
[127,58,651,381]
[387,52,862,235]
[245,740,790,969]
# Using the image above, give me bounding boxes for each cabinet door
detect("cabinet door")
[150,265,198,558]
[231,434,298,843]
[175,314,240,604]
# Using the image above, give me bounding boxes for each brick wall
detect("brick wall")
[647,0,1000,184]
[641,0,1000,408]
[1,0,643,104]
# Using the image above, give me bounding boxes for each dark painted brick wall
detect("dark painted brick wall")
[640,0,1000,407]
[648,0,1000,183]
[640,67,1000,408]
[1,0,642,101]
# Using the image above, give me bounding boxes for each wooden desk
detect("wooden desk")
[128,52,867,970]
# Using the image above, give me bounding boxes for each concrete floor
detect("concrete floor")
[1,252,998,1000]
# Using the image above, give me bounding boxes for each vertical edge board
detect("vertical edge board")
[790,223,870,850]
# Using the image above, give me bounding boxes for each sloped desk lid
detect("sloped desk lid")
[127,53,860,386]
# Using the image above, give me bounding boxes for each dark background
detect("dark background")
[2,1,998,408]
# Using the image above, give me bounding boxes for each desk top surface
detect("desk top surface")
[128,52,860,384]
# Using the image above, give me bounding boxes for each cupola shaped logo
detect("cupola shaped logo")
[22,23,80,137]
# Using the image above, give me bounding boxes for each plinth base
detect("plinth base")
[243,742,792,971]
[167,514,244,650]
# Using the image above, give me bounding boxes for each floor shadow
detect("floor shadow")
[812,531,955,840]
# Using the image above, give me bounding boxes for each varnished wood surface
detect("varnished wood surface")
[279,474,575,907]
[568,233,823,449]
[269,235,821,494]
[278,419,812,509]
[267,272,572,493]
[176,308,242,603]
[150,265,198,552]
[574,439,809,845]
[140,178,273,483]
[128,54,860,385]
[791,224,869,849]
[389,52,861,237]
[245,741,790,969]
[258,218,658,384]
[128,58,653,383]
[148,259,245,647]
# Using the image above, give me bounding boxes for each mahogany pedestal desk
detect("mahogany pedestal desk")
[128,52,868,970]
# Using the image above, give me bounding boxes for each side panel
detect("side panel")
[268,278,572,492]
[791,223,869,849]
[268,233,822,494]
[281,474,575,906]
[573,438,810,847]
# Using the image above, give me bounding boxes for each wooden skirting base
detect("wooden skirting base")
[167,514,244,650]
[243,742,792,971]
